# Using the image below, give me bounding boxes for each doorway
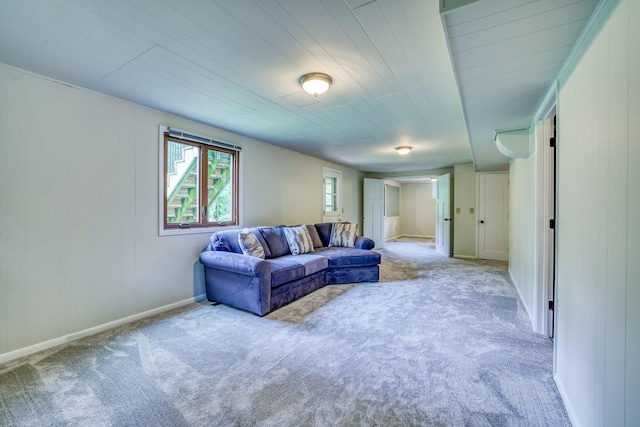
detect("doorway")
[534,90,557,339]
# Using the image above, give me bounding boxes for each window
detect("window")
[322,167,342,221]
[161,127,240,233]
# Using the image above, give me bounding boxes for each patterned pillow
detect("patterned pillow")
[329,222,358,248]
[283,225,315,255]
[238,229,265,259]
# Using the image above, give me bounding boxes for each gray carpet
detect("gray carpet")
[0,238,570,426]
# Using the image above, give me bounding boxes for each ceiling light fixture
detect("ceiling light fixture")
[395,146,412,155]
[300,72,332,97]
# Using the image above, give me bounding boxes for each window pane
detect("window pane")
[325,195,333,211]
[207,149,233,222]
[325,177,337,212]
[166,140,200,223]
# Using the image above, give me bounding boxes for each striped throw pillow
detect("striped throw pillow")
[283,225,315,256]
[329,222,358,248]
[238,229,265,259]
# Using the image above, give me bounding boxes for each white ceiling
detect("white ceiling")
[0,0,598,173]
[443,0,599,171]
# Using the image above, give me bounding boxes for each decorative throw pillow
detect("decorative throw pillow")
[283,225,315,255]
[306,225,324,248]
[329,222,358,248]
[238,229,265,259]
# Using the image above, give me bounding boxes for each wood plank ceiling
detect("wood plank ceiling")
[0,0,598,173]
[443,0,599,170]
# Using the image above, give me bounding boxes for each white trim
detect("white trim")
[509,269,536,331]
[453,255,478,260]
[400,234,435,239]
[531,86,557,337]
[166,127,241,152]
[322,167,342,222]
[535,80,559,121]
[556,0,608,81]
[0,295,206,364]
[384,234,403,241]
[554,373,580,427]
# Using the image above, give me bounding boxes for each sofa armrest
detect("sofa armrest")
[354,236,375,250]
[199,251,268,276]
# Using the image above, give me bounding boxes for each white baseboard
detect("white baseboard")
[554,373,580,427]
[453,254,478,259]
[508,269,537,333]
[0,294,207,364]
[385,234,435,241]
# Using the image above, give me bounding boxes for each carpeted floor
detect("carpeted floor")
[0,238,570,426]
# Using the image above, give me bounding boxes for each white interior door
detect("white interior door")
[436,173,452,256]
[478,173,509,260]
[363,178,384,248]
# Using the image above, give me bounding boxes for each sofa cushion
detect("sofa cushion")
[210,229,242,254]
[265,258,305,287]
[287,254,328,276]
[259,226,290,258]
[283,225,315,255]
[314,223,333,247]
[306,225,324,248]
[238,229,265,259]
[314,247,381,267]
[329,222,358,247]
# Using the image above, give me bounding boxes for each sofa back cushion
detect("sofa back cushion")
[306,225,324,248]
[258,226,290,258]
[210,228,271,258]
[314,223,334,247]
[210,229,242,253]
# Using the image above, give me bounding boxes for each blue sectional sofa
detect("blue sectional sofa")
[199,222,380,316]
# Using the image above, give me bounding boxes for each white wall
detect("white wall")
[453,163,476,257]
[383,180,401,240]
[508,143,537,325]
[0,65,363,360]
[401,182,436,238]
[554,1,638,424]
[507,0,639,425]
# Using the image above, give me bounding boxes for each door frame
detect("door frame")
[534,83,558,338]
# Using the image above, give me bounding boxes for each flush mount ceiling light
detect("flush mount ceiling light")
[395,146,412,155]
[300,72,332,97]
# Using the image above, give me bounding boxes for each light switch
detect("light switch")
[456,207,461,214]
[470,208,475,214]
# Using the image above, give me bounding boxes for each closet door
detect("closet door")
[478,173,509,260]
[436,173,452,257]
[363,178,384,248]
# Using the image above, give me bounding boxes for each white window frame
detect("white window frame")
[322,167,342,222]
